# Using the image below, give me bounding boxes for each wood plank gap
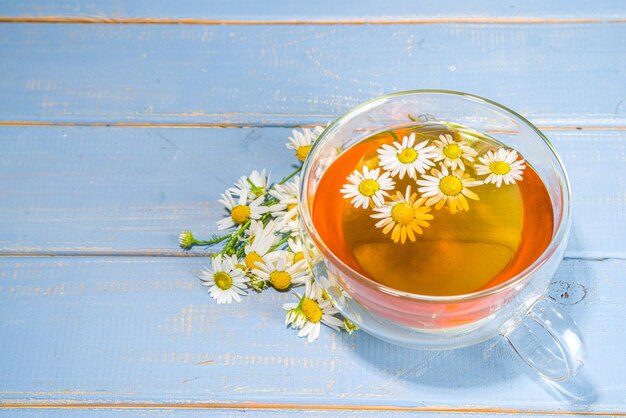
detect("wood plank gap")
[0,402,624,416]
[1,121,625,131]
[0,251,211,258]
[0,121,318,129]
[1,16,626,25]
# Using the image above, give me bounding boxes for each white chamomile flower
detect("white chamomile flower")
[178,230,195,250]
[287,238,313,283]
[269,177,300,233]
[278,218,299,235]
[284,279,343,342]
[416,165,483,214]
[370,185,434,244]
[199,254,249,304]
[243,220,280,270]
[287,237,307,265]
[244,218,279,243]
[285,307,307,329]
[340,166,395,209]
[433,133,478,171]
[252,251,308,291]
[287,126,325,162]
[216,188,269,230]
[475,148,526,187]
[377,132,437,180]
[229,169,271,199]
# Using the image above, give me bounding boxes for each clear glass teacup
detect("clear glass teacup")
[298,90,586,381]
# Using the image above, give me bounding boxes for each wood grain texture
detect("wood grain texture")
[0,256,622,413]
[0,24,624,126]
[1,0,625,21]
[0,126,624,258]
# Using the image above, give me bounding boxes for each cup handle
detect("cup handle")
[503,298,586,381]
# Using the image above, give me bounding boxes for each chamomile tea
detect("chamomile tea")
[312,123,553,297]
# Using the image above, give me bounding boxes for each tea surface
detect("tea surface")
[312,124,553,296]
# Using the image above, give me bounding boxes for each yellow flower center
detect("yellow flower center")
[284,203,298,221]
[214,271,232,290]
[439,175,463,196]
[443,143,462,159]
[391,202,415,225]
[293,251,305,263]
[245,251,264,270]
[295,145,311,162]
[397,148,418,164]
[231,205,251,224]
[301,298,323,323]
[269,271,292,291]
[358,179,380,197]
[490,161,511,175]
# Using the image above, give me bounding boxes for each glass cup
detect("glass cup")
[298,90,586,381]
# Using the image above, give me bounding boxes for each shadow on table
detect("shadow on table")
[350,330,517,389]
[350,330,598,407]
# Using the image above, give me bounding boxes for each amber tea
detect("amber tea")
[312,123,553,296]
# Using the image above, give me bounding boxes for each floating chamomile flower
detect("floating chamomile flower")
[377,132,437,180]
[287,126,325,162]
[216,188,268,230]
[243,220,280,270]
[475,148,526,187]
[340,166,395,209]
[284,280,343,342]
[229,169,271,199]
[416,165,482,214]
[370,185,434,244]
[252,251,308,291]
[433,134,478,171]
[269,177,300,233]
[199,254,249,304]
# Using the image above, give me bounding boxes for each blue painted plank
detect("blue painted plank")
[0,409,598,418]
[0,256,622,413]
[1,0,625,20]
[0,409,583,418]
[0,127,624,259]
[0,24,624,126]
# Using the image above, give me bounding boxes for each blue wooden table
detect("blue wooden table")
[1,1,625,416]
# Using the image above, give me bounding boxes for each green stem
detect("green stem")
[193,234,230,247]
[270,235,290,252]
[220,220,251,255]
[279,166,302,185]
[408,113,418,122]
[259,166,302,212]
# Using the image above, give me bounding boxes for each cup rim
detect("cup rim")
[299,89,572,303]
